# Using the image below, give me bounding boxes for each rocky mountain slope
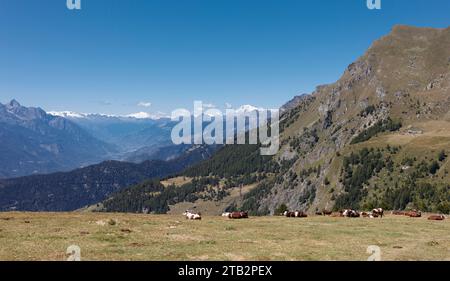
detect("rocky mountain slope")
[248,25,450,214]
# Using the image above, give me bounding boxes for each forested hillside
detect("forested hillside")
[0,160,182,211]
[102,144,280,213]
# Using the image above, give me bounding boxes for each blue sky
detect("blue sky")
[1,0,449,116]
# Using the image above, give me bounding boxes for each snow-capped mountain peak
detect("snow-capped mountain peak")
[235,104,263,114]
[48,110,168,120]
[47,111,88,119]
[126,112,152,119]
[125,112,169,120]
[47,105,265,121]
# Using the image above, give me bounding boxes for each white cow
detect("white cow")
[183,210,202,220]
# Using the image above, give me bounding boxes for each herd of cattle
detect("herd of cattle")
[183,210,249,220]
[221,211,249,219]
[182,208,446,221]
[330,208,385,218]
[282,208,384,218]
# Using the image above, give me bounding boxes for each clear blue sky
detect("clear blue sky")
[1,0,449,115]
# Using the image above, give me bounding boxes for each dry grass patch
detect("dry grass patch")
[161,177,193,187]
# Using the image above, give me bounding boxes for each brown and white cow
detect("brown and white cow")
[428,215,445,221]
[229,211,249,219]
[284,211,294,217]
[372,208,384,218]
[361,212,370,218]
[295,211,308,218]
[342,209,360,218]
[284,211,307,218]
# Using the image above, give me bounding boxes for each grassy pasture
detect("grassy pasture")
[0,212,448,261]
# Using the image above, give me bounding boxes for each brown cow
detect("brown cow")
[361,212,370,218]
[229,211,248,219]
[330,212,344,217]
[406,210,422,218]
[315,210,332,216]
[428,215,445,221]
[295,211,308,218]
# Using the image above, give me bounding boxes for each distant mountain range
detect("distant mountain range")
[49,112,176,153]
[0,100,263,179]
[47,105,266,162]
[0,100,117,178]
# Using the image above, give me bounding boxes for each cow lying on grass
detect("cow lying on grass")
[315,210,332,216]
[183,210,202,220]
[284,211,308,218]
[228,211,249,219]
[405,210,422,218]
[428,215,445,221]
[342,209,360,218]
[330,212,344,217]
[392,210,422,217]
[361,212,370,218]
[337,208,383,218]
